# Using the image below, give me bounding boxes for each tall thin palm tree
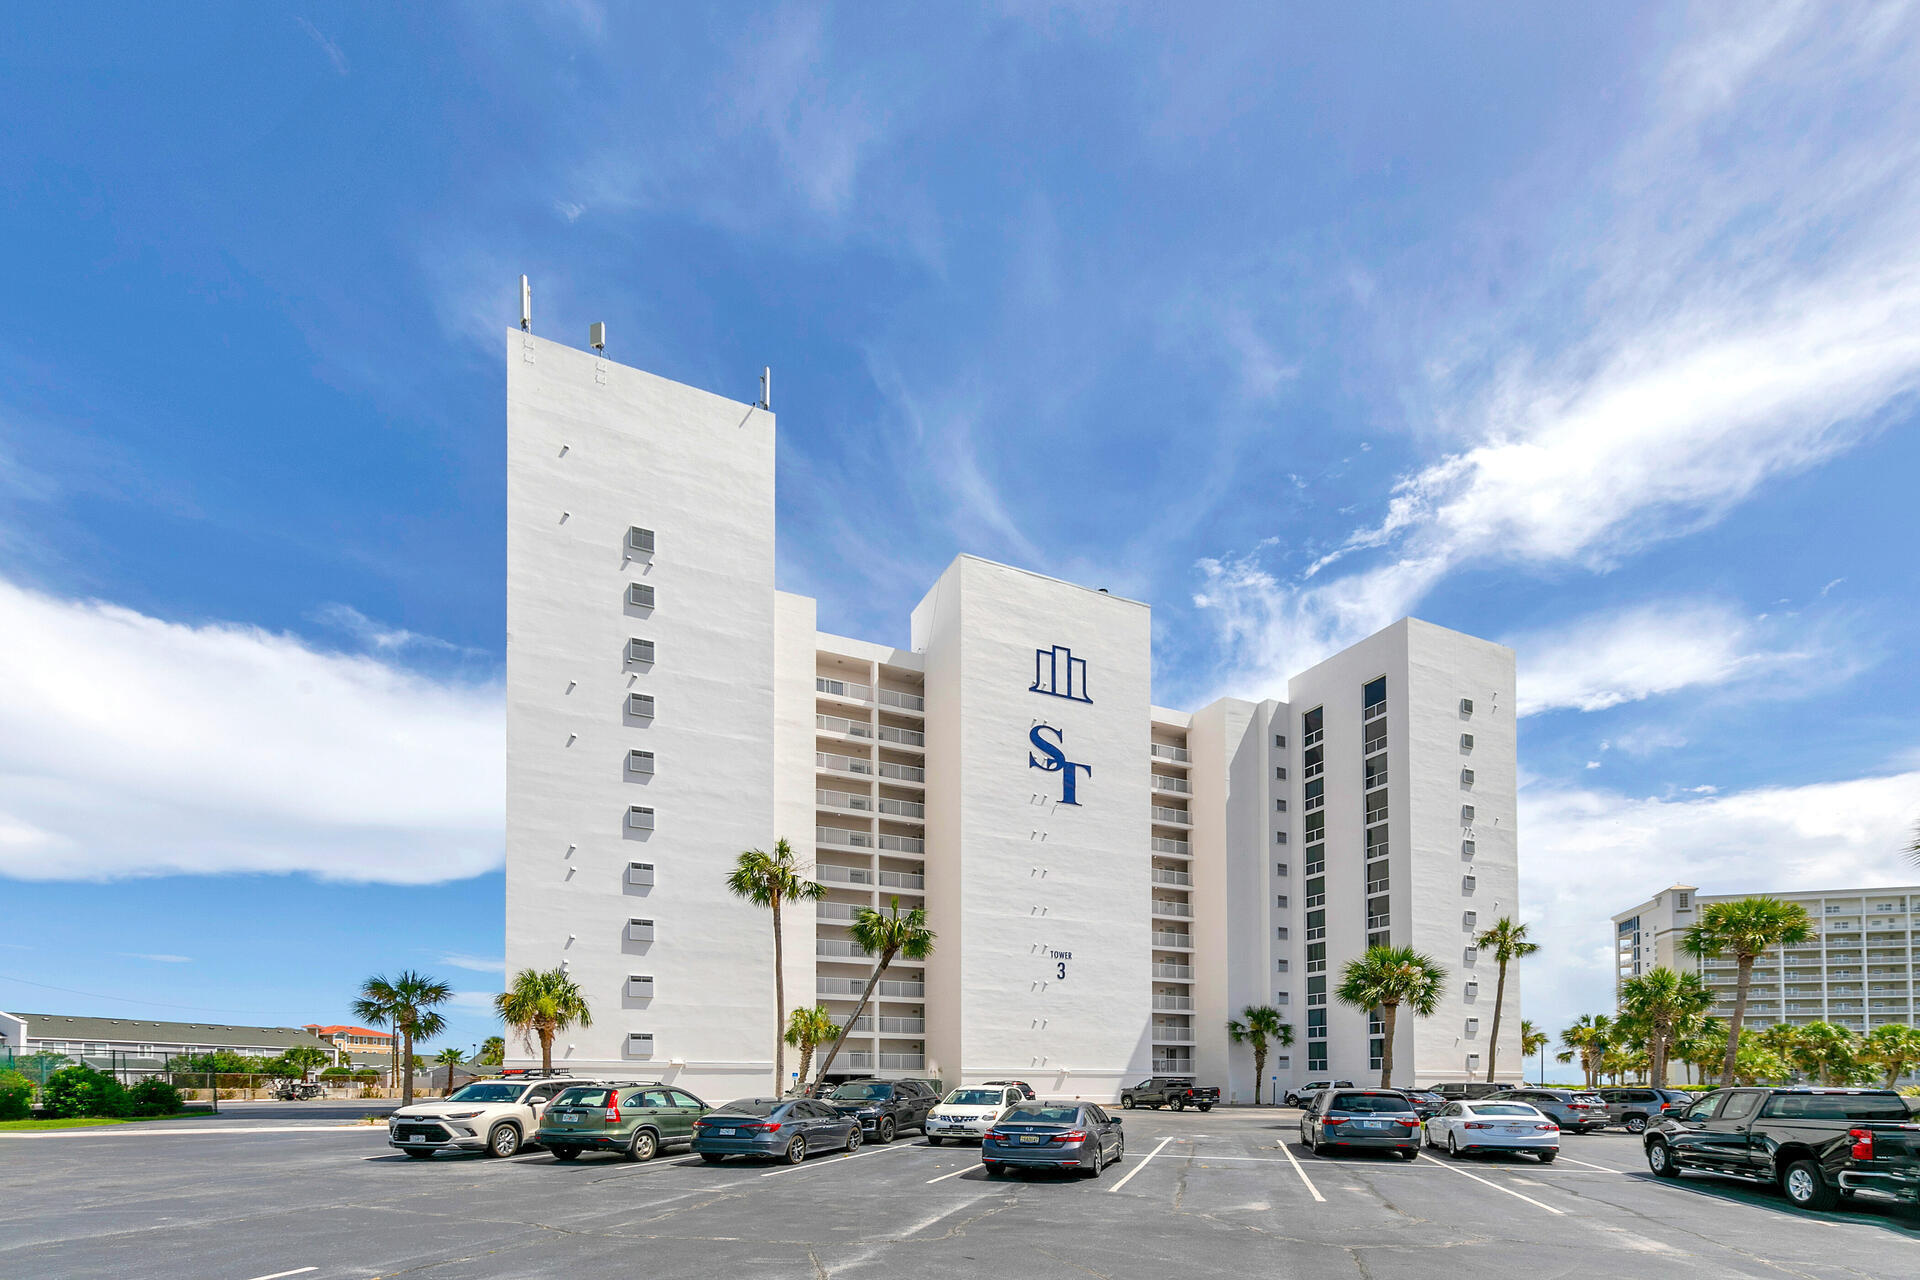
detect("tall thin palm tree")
[1617,966,1714,1087]
[1334,945,1446,1088]
[811,898,936,1084]
[1556,1013,1613,1090]
[476,1035,505,1066]
[1472,917,1538,1082]
[727,839,827,1094]
[1226,1006,1293,1104]
[784,1005,837,1092]
[1681,896,1815,1085]
[1520,1019,1549,1082]
[494,967,594,1074]
[352,970,452,1107]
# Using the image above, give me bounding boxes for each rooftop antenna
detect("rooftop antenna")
[519,275,532,332]
[589,321,606,352]
[758,366,772,411]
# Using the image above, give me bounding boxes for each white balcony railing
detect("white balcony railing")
[1151,806,1192,826]
[1150,743,1191,763]
[879,1053,924,1070]
[877,1016,925,1034]
[839,1015,873,1032]
[1153,995,1193,1011]
[878,834,924,854]
[817,825,875,849]
[1152,1058,1192,1073]
[1152,1027,1196,1043]
[878,797,925,819]
[878,980,924,998]
[877,870,925,890]
[816,864,874,886]
[817,714,873,738]
[1151,773,1192,794]
[816,676,874,702]
[878,689,925,712]
[1152,868,1192,886]
[816,751,873,776]
[818,788,874,812]
[818,977,865,996]
[1153,963,1194,980]
[818,939,872,959]
[1153,931,1192,948]
[878,761,925,783]
[817,901,861,921]
[1152,837,1191,857]
[1152,899,1193,918]
[878,726,925,748]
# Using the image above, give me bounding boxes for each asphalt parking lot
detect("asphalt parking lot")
[4,1102,1914,1279]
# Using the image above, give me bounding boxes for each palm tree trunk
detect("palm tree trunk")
[772,894,787,1096]
[797,1043,815,1088]
[1720,955,1754,1086]
[401,1029,414,1107]
[1379,1004,1398,1088]
[1485,956,1508,1082]
[812,949,894,1084]
[1254,1043,1267,1105]
[540,1025,554,1075]
[1649,1024,1667,1089]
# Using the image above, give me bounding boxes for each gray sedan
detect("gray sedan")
[981,1102,1124,1177]
[1485,1088,1609,1133]
[690,1098,862,1164]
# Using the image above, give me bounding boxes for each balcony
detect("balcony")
[878,834,925,855]
[842,1052,875,1069]
[1153,995,1193,1011]
[877,869,924,890]
[839,1016,873,1032]
[818,977,865,996]
[1152,931,1193,949]
[817,714,873,739]
[1152,899,1193,918]
[878,979,924,998]
[1153,963,1194,980]
[878,1016,926,1034]
[817,901,862,921]
[817,825,875,850]
[879,1053,925,1070]
[878,689,925,712]
[1151,1059,1192,1074]
[1152,837,1191,857]
[878,761,925,784]
[1152,1027,1196,1043]
[818,939,873,959]
[877,797,925,820]
[817,788,874,813]
[1152,773,1193,795]
[1151,806,1193,826]
[816,676,874,703]
[877,726,925,749]
[1151,743,1191,763]
[816,751,873,776]
[816,864,874,887]
[1152,868,1192,887]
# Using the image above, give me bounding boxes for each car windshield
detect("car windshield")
[1329,1093,1412,1113]
[553,1088,615,1107]
[712,1099,782,1117]
[444,1083,525,1103]
[1468,1104,1537,1116]
[944,1089,1003,1106]
[1762,1093,1909,1120]
[1007,1105,1082,1124]
[830,1083,893,1101]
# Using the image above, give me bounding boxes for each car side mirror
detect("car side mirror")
[1110,1115,1123,1125]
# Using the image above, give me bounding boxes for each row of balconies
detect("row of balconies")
[835,1015,927,1035]
[818,977,924,999]
[816,826,925,854]
[816,789,926,820]
[815,676,926,712]
[816,714,925,748]
[815,751,927,784]
[815,864,925,890]
[837,1052,926,1071]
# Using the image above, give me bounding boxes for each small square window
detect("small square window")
[1276,925,1290,940]
[626,582,655,608]
[627,637,656,665]
[1275,831,1288,844]
[1460,733,1474,750]
[626,1031,655,1056]
[627,805,655,831]
[627,974,654,999]
[1276,863,1289,877]
[1276,992,1289,1006]
[628,749,654,774]
[1460,698,1473,715]
[1460,768,1475,787]
[1276,894,1289,909]
[1275,734,1285,748]
[626,861,655,886]
[1275,766,1287,780]
[1461,804,1475,822]
[628,692,655,718]
[1276,958,1289,972]
[627,526,655,555]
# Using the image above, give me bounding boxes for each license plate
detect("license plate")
[717,1128,737,1136]
[1501,1126,1527,1133]
[409,1134,426,1143]
[1020,1135,1042,1144]
[1361,1120,1388,1129]
[556,1112,580,1122]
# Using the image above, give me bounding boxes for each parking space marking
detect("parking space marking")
[243,1269,318,1280]
[1416,1154,1564,1215]
[925,1164,977,1184]
[1105,1135,1173,1193]
[1275,1141,1325,1203]
[1553,1154,1629,1174]
[758,1140,922,1178]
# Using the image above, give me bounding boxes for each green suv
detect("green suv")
[537,1082,709,1161]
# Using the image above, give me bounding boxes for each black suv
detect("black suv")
[822,1078,937,1142]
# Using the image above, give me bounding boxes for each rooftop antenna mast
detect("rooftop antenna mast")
[520,275,532,332]
[758,366,772,411]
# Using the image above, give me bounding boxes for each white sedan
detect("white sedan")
[1424,1100,1560,1161]
[925,1085,1024,1144]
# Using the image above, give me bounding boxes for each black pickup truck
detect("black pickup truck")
[1119,1077,1220,1111]
[1643,1086,1920,1211]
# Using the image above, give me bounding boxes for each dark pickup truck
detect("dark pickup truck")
[1644,1086,1920,1211]
[1119,1077,1219,1111]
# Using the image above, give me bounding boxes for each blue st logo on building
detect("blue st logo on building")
[1030,645,1091,703]
[1029,723,1092,805]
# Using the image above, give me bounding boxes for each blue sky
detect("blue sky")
[2,3,1918,1056]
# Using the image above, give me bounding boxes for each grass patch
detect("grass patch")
[0,1108,214,1132]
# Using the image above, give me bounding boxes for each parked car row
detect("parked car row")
[1296,1087,1564,1161]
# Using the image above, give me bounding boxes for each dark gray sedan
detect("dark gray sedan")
[690,1098,862,1165]
[980,1102,1124,1178]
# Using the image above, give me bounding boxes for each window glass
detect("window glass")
[829,1082,894,1101]
[1009,1104,1083,1124]
[1684,1094,1722,1123]
[1328,1093,1414,1114]
[446,1083,525,1103]
[1466,1104,1537,1116]
[1760,1092,1909,1120]
[1717,1092,1760,1122]
[669,1090,703,1108]
[713,1099,782,1117]
[640,1089,672,1108]
[946,1089,1002,1106]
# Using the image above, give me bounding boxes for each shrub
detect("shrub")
[0,1070,33,1120]
[128,1078,184,1117]
[40,1066,133,1119]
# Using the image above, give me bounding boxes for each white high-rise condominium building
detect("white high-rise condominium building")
[1614,885,1920,1033]
[505,330,1522,1102]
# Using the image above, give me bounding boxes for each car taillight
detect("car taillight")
[1537,1124,1558,1132]
[1850,1128,1874,1161]
[749,1121,782,1132]
[983,1130,1005,1142]
[1057,1130,1086,1143]
[1464,1122,1493,1130]
[606,1104,620,1123]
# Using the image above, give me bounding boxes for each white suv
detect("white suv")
[389,1076,596,1158]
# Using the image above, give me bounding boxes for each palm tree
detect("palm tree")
[1226,1006,1294,1104]
[1519,1019,1549,1081]
[1557,1013,1614,1090]
[1860,1024,1920,1087]
[476,1035,505,1066]
[1617,967,1715,1087]
[811,898,936,1084]
[727,839,827,1094]
[1788,1021,1861,1086]
[432,1046,467,1066]
[1334,945,1446,1088]
[352,971,452,1107]
[1681,896,1815,1085]
[1472,917,1538,1082]
[494,967,593,1075]
[783,1005,837,1092]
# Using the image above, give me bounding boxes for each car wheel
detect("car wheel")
[487,1124,521,1158]
[1171,1098,1185,1112]
[1198,1104,1212,1112]
[1398,1148,1418,1161]
[1781,1159,1837,1211]
[550,1147,580,1161]
[623,1130,657,1163]
[1537,1150,1557,1164]
[1122,1097,1136,1110]
[404,1149,435,1159]
[1647,1140,1679,1178]
[700,1152,727,1164]
[845,1125,862,1154]
[927,1135,944,1146]
[784,1136,807,1165]
[1447,1133,1464,1160]
[987,1164,1007,1178]
[877,1117,895,1144]
[1624,1115,1648,1134]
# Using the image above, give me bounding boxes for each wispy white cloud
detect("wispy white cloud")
[295,17,350,76]
[438,953,506,974]
[1521,766,1920,1039]
[117,952,192,964]
[449,989,501,1012]
[309,603,479,658]
[1195,7,1920,695]
[0,577,503,884]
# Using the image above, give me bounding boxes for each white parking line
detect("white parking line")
[1275,1141,1326,1203]
[244,1269,318,1280]
[1416,1153,1565,1215]
[0,1125,370,1140]
[925,1164,975,1184]
[1105,1135,1173,1193]
[758,1140,920,1178]
[1554,1153,1630,1173]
